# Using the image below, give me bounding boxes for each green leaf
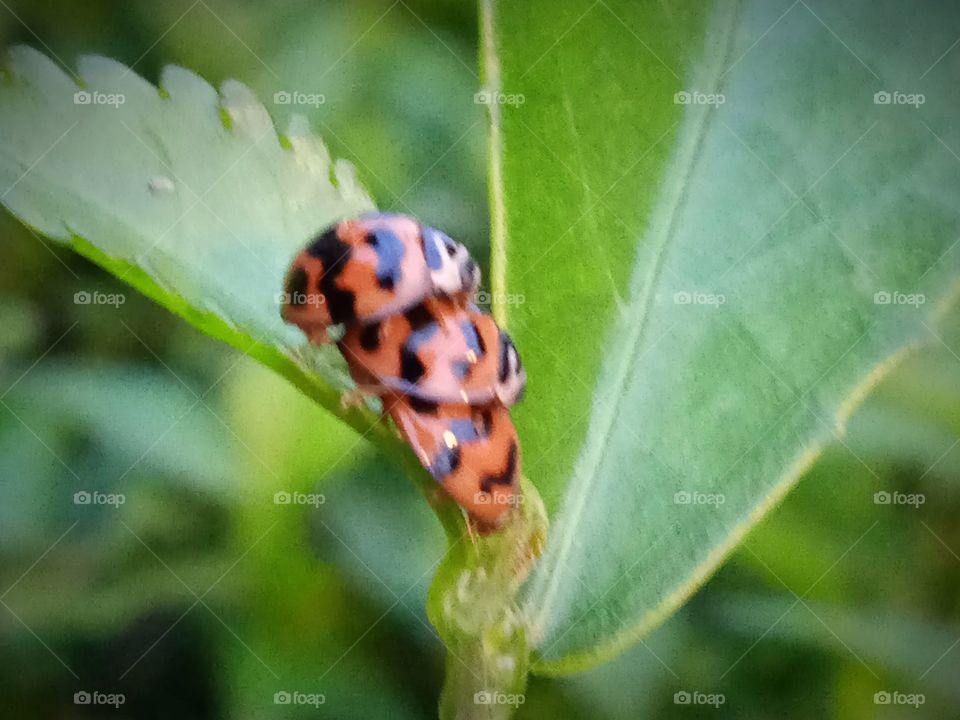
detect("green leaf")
[0,45,379,435]
[485,0,960,674]
[9,362,234,491]
[0,45,546,716]
[715,592,960,703]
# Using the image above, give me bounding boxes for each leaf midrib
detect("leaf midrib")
[527,0,742,639]
[482,0,509,329]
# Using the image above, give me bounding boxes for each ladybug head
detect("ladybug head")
[422,226,480,299]
[494,331,526,406]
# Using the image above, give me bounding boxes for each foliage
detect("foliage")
[1,1,959,718]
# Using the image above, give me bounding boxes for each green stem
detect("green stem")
[430,478,548,719]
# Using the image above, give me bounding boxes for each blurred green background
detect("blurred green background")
[1,1,958,718]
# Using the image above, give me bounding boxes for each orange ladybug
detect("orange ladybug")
[281,213,525,532]
[281,213,479,343]
[338,297,525,407]
[383,394,521,531]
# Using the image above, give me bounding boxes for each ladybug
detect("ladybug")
[383,393,521,531]
[338,297,525,407]
[281,213,480,343]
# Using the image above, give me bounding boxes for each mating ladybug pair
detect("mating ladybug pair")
[281,213,525,531]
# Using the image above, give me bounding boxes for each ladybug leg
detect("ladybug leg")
[464,516,480,553]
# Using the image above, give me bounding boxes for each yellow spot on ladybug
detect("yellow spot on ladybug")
[466,350,478,363]
[443,430,458,449]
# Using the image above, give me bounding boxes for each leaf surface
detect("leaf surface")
[485,0,960,673]
[0,46,376,431]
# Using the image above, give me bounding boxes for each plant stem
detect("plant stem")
[431,478,548,719]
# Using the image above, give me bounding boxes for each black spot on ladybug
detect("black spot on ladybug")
[498,334,511,383]
[321,280,355,325]
[462,258,477,286]
[478,410,493,436]
[306,227,347,271]
[284,266,308,305]
[401,348,426,385]
[480,442,517,493]
[307,226,356,323]
[359,322,381,351]
[408,396,438,415]
[404,304,434,330]
[473,322,486,355]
